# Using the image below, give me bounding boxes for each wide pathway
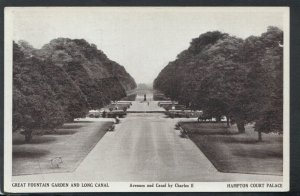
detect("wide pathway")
[127,99,164,112]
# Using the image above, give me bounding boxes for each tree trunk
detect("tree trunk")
[237,121,245,133]
[226,116,230,127]
[258,131,262,142]
[24,130,33,143]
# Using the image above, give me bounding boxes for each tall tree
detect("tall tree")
[13,42,65,142]
[154,27,283,139]
[241,26,283,140]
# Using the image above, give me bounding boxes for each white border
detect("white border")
[4,6,290,193]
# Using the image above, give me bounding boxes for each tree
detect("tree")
[13,38,136,142]
[154,27,283,139]
[13,42,65,142]
[239,26,283,141]
[154,31,246,131]
[41,60,89,122]
[37,38,136,108]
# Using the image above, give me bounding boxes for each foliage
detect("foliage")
[241,27,283,136]
[13,38,136,142]
[154,27,283,139]
[35,38,135,108]
[13,42,65,141]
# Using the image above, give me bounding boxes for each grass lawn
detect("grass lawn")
[13,121,114,176]
[179,122,283,175]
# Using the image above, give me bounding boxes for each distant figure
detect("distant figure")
[115,116,120,124]
[147,101,150,106]
[102,110,106,118]
[144,94,147,101]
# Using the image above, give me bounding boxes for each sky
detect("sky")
[9,7,287,84]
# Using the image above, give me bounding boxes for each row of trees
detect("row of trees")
[154,27,283,141]
[13,38,136,142]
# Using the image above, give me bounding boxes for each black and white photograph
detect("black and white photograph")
[4,7,289,192]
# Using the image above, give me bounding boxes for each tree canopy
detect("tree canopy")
[13,38,136,142]
[154,27,283,140]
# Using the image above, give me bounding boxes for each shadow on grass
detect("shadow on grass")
[220,136,278,144]
[181,121,228,125]
[233,148,283,159]
[180,123,241,136]
[45,129,78,135]
[13,149,50,159]
[190,131,239,136]
[60,124,83,129]
[222,139,260,144]
[72,121,93,124]
[13,136,57,145]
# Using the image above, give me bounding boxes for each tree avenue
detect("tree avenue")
[13,39,136,142]
[154,27,283,141]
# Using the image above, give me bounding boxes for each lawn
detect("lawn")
[13,121,114,176]
[179,122,283,175]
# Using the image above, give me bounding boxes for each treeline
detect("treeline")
[137,83,153,90]
[154,27,283,140]
[13,38,136,142]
